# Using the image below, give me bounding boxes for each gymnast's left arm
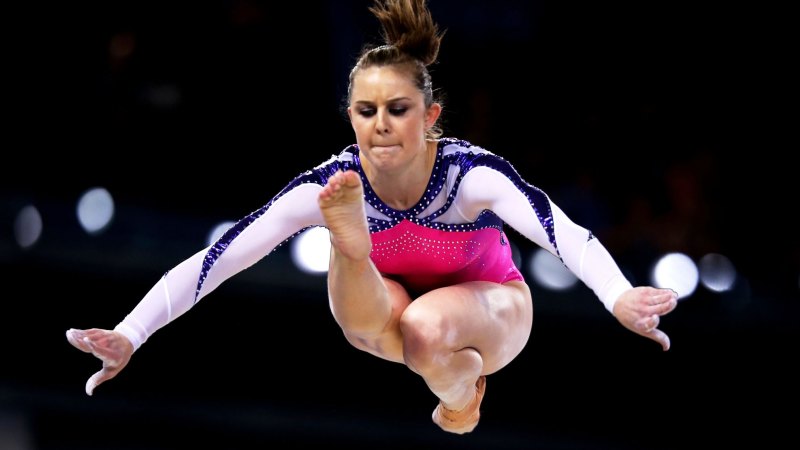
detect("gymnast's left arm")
[457,164,678,350]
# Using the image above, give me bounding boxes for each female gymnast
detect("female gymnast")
[67,0,678,434]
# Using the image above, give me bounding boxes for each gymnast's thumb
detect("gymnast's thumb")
[85,369,107,396]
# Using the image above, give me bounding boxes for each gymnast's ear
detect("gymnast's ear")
[425,102,442,128]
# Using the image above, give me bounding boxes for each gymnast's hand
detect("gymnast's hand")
[66,328,134,396]
[612,287,678,351]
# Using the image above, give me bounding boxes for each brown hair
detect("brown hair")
[347,0,446,139]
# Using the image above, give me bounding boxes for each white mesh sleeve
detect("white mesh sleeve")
[550,203,633,312]
[114,183,325,351]
[457,166,631,313]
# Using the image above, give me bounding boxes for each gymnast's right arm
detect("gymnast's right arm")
[66,180,325,395]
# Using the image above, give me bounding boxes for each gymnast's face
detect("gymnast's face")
[348,65,440,173]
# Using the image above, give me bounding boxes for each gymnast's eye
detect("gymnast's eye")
[358,108,376,117]
[389,107,408,116]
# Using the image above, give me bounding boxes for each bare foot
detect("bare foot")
[318,170,371,260]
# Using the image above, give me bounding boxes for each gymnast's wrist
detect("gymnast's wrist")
[114,322,145,352]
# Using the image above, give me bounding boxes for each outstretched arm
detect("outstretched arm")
[67,181,325,394]
[457,162,677,350]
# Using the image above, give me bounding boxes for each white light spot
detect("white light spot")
[698,253,737,292]
[14,205,43,249]
[207,221,236,247]
[528,248,578,291]
[651,252,698,299]
[291,227,330,274]
[76,187,114,235]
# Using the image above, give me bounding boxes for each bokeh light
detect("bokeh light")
[291,226,331,274]
[76,187,115,235]
[14,205,43,249]
[651,252,699,299]
[528,248,578,291]
[698,253,737,293]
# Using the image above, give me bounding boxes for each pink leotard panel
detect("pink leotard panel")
[370,219,524,293]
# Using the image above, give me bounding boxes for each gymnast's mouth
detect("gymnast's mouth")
[370,144,402,153]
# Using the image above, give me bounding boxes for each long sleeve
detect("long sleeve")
[115,182,325,351]
[457,163,632,313]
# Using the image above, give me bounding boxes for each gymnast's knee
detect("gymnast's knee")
[399,308,447,371]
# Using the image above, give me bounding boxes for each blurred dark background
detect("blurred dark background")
[2,1,797,449]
